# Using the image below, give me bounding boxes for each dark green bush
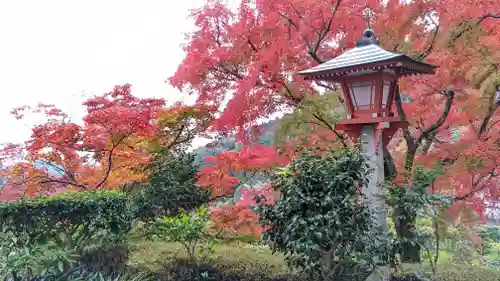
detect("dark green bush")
[0,190,133,246]
[78,244,130,273]
[0,151,212,280]
[126,150,210,222]
[257,148,382,281]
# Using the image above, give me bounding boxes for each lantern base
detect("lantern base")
[338,115,405,125]
[335,120,407,148]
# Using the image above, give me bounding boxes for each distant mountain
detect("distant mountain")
[194,119,280,187]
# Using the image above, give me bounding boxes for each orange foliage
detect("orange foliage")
[0,84,214,200]
[198,145,289,198]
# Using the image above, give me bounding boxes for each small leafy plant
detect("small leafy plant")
[0,242,77,281]
[148,206,216,265]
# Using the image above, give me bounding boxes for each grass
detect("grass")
[128,240,290,275]
[128,240,500,281]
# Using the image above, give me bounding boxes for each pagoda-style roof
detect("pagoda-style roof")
[297,29,437,80]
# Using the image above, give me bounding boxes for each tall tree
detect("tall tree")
[128,149,211,222]
[170,0,500,262]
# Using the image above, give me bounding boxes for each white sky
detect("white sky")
[0,0,207,145]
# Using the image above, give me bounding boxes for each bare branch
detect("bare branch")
[279,81,347,147]
[38,158,80,187]
[247,39,258,52]
[311,0,341,59]
[315,81,337,91]
[280,0,342,64]
[310,112,347,146]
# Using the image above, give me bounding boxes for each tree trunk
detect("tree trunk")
[384,147,421,263]
[393,206,421,263]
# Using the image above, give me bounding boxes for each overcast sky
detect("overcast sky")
[0,0,207,144]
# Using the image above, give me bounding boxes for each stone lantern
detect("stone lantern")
[297,28,437,281]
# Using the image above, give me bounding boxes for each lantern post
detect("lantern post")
[297,29,437,281]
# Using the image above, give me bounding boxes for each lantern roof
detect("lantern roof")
[297,29,437,80]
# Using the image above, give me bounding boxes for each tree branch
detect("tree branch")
[449,13,500,46]
[394,84,415,147]
[278,12,314,54]
[94,134,129,189]
[280,0,342,64]
[310,0,341,60]
[416,89,455,146]
[165,123,187,151]
[247,39,258,52]
[39,178,88,189]
[38,158,80,187]
[315,81,337,91]
[415,14,440,60]
[454,170,498,201]
[310,112,347,146]
[279,81,347,147]
[479,88,499,135]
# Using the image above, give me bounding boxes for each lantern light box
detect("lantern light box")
[297,28,439,281]
[298,28,436,125]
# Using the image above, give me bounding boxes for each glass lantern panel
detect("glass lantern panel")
[349,81,376,110]
[382,80,392,108]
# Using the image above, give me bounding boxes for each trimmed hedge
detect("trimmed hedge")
[0,190,133,246]
[0,190,136,280]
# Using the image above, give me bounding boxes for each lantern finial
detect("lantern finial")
[356,28,379,47]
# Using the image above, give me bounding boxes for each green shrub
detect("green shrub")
[126,150,210,223]
[0,242,78,281]
[0,190,134,280]
[257,148,382,281]
[0,190,133,247]
[147,206,216,265]
[0,151,212,280]
[78,243,130,273]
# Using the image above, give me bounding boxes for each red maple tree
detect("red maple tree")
[170,0,500,260]
[210,185,276,238]
[0,84,213,200]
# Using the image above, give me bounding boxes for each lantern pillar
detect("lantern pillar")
[360,124,390,281]
[336,121,396,281]
[335,120,404,281]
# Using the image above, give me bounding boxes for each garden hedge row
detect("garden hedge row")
[0,190,133,247]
